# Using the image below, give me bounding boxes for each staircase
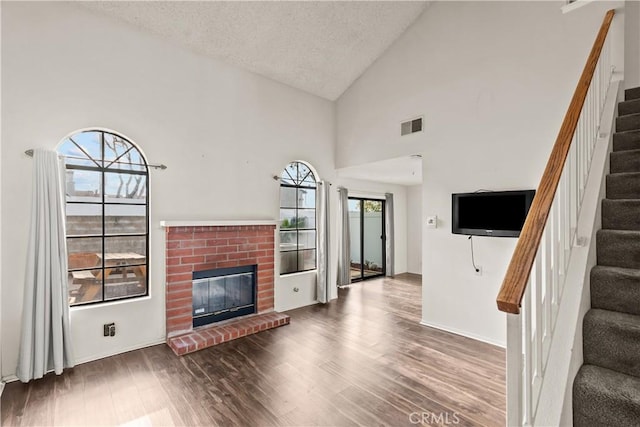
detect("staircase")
[573,86,640,426]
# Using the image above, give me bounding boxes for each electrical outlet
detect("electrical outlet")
[475,266,483,276]
[103,322,115,337]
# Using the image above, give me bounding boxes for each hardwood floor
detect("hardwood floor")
[1,273,505,426]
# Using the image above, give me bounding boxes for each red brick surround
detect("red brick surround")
[165,224,288,355]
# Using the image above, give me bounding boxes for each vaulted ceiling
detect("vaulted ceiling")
[79,1,430,100]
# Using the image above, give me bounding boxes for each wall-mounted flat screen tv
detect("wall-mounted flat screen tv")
[452,190,535,237]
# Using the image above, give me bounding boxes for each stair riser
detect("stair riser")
[602,200,640,231]
[617,114,640,133]
[606,174,640,199]
[573,365,640,427]
[627,87,640,101]
[613,131,640,152]
[597,231,640,269]
[620,99,640,116]
[584,310,640,378]
[591,268,640,315]
[610,150,640,173]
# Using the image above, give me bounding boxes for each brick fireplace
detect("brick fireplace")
[162,221,290,355]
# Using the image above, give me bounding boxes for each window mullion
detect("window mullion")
[101,131,106,303]
[296,186,300,272]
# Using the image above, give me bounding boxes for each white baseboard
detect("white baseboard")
[1,337,166,384]
[420,320,506,348]
[2,375,17,383]
[73,337,165,366]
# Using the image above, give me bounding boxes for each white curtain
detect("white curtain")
[316,181,330,303]
[337,187,351,286]
[17,149,74,382]
[385,193,395,277]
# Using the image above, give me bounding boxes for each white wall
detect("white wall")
[625,0,640,88]
[336,0,624,345]
[1,2,410,379]
[407,185,422,275]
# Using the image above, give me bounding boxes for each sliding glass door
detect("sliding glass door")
[348,198,385,281]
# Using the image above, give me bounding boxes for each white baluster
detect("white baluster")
[523,280,533,426]
[507,313,523,427]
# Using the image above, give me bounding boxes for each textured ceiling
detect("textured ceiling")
[79,1,430,100]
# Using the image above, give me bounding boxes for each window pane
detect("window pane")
[301,171,316,187]
[280,186,297,208]
[298,230,316,250]
[297,163,310,183]
[104,265,147,301]
[105,204,146,235]
[104,133,146,172]
[296,209,316,229]
[280,251,298,275]
[66,170,102,202]
[59,132,102,167]
[284,163,298,184]
[58,138,100,168]
[279,209,297,229]
[279,231,297,251]
[299,249,316,270]
[104,236,146,259]
[67,238,102,269]
[298,188,315,208]
[66,203,102,236]
[68,270,102,306]
[104,172,147,204]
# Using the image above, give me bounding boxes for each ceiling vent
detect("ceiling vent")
[401,116,423,136]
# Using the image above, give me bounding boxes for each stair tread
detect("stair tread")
[574,364,640,426]
[586,307,640,328]
[608,171,640,177]
[592,264,640,277]
[598,228,640,235]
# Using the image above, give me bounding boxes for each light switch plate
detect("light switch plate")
[426,215,437,229]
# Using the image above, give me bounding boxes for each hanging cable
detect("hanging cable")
[469,235,480,273]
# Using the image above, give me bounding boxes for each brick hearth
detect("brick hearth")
[163,222,289,355]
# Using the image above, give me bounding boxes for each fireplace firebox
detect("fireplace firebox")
[192,264,257,327]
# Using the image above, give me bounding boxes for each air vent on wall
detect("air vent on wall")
[401,116,423,136]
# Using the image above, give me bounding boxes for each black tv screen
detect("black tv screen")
[452,190,535,237]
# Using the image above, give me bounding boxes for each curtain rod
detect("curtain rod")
[24,149,167,170]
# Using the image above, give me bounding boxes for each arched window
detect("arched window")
[58,130,149,306]
[279,161,317,275]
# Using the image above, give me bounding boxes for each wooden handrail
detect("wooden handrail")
[496,9,615,314]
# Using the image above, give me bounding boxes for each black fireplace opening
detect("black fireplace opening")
[192,264,257,328]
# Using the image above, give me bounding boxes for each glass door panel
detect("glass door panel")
[363,200,384,278]
[348,199,362,280]
[349,198,385,281]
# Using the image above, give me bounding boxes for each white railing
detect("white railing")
[505,28,614,427]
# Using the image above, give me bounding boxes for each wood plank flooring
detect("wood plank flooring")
[1,273,505,426]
